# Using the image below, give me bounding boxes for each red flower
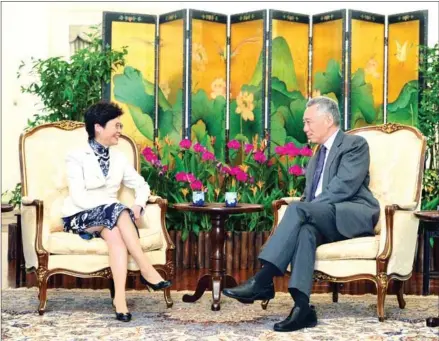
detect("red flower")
[227,140,240,150]
[179,139,192,149]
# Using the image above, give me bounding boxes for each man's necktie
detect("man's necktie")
[310,146,327,200]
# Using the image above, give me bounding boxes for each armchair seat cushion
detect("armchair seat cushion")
[316,236,380,261]
[47,228,163,255]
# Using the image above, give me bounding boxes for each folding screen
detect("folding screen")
[312,10,346,129]
[268,10,310,153]
[158,10,188,144]
[188,10,227,160]
[347,10,385,129]
[229,10,267,149]
[387,10,428,127]
[103,12,157,149]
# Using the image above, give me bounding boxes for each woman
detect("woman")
[62,102,171,322]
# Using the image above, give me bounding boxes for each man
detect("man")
[223,96,380,332]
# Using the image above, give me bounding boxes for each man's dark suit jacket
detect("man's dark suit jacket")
[303,130,380,238]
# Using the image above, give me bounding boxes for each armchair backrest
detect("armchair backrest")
[19,121,140,233]
[348,123,426,233]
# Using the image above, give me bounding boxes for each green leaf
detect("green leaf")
[387,80,419,126]
[126,104,154,140]
[313,59,342,99]
[350,68,376,126]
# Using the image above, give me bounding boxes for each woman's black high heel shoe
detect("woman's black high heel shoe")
[112,301,132,322]
[140,276,172,291]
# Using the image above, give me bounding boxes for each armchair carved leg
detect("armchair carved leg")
[376,273,388,322]
[261,300,270,310]
[393,280,406,309]
[331,283,339,303]
[157,266,173,308]
[36,267,49,315]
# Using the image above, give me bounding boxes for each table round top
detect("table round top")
[1,204,14,213]
[172,202,264,214]
[414,210,439,223]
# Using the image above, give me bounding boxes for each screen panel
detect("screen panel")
[387,11,428,127]
[158,10,187,144]
[188,10,227,160]
[103,12,157,150]
[268,10,310,154]
[348,10,385,129]
[229,10,267,151]
[312,10,346,129]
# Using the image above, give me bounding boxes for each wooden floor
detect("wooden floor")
[8,260,439,296]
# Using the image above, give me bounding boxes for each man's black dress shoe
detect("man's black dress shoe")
[222,277,275,303]
[273,305,317,332]
[140,276,172,291]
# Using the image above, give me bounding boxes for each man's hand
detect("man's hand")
[131,205,143,222]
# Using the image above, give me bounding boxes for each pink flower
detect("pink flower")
[288,165,305,176]
[230,167,242,176]
[190,180,203,191]
[186,173,196,182]
[193,143,206,153]
[162,165,169,172]
[285,142,300,157]
[253,151,267,164]
[202,151,215,161]
[275,146,287,156]
[175,172,188,182]
[142,147,159,163]
[244,143,254,154]
[179,139,192,149]
[299,146,313,157]
[227,140,240,150]
[221,166,232,174]
[235,171,248,182]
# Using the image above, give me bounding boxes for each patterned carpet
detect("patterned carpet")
[1,288,438,340]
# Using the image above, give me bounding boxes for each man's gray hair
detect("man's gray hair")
[306,96,341,127]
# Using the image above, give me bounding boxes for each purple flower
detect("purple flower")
[227,140,240,150]
[202,151,215,161]
[288,165,305,176]
[244,143,254,154]
[193,143,206,153]
[190,180,203,191]
[253,151,267,164]
[179,139,192,149]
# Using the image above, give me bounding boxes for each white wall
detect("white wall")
[2,1,438,192]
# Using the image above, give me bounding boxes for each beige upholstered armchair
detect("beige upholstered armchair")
[266,123,426,321]
[19,121,175,315]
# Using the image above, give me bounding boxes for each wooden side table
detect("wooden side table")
[173,202,264,311]
[414,210,439,328]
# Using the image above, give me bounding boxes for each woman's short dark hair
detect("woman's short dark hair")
[84,101,123,140]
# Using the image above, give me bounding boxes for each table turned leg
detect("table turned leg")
[423,228,431,296]
[182,212,238,311]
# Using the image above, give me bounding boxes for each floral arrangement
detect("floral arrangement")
[140,137,313,240]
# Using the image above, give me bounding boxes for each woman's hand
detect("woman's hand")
[131,205,143,222]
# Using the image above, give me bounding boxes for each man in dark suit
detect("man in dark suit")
[223,96,380,332]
